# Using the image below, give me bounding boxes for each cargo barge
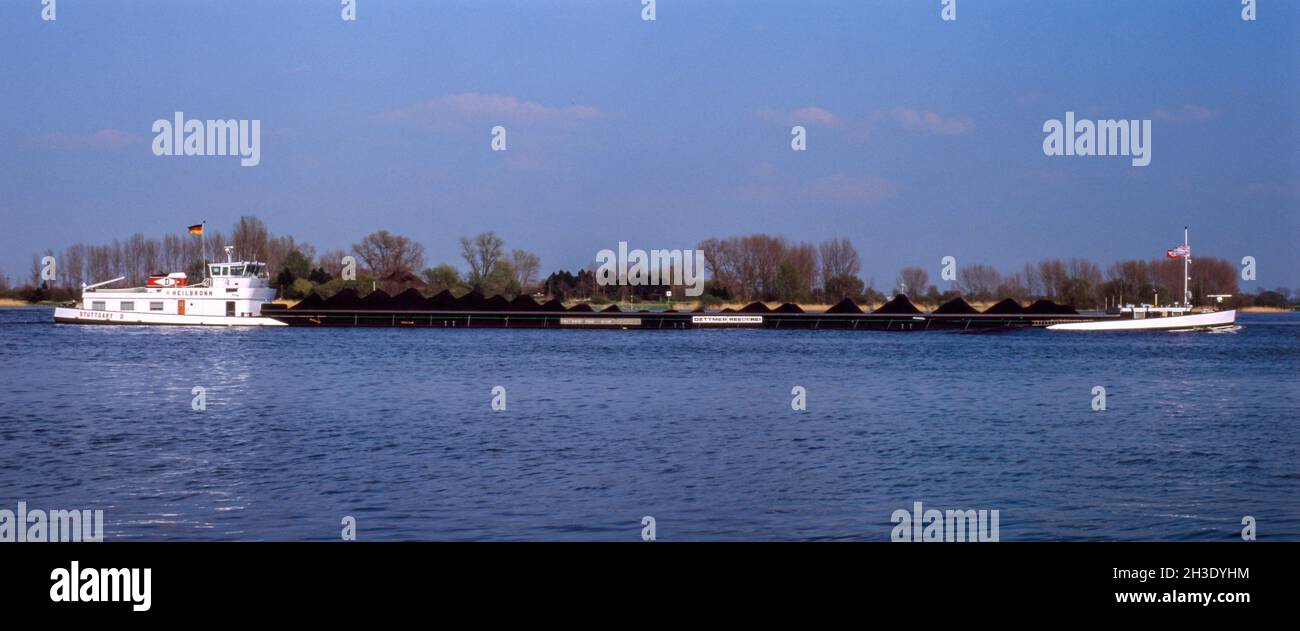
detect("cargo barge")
[259,290,1110,331]
[256,227,1234,332]
[52,227,1235,332]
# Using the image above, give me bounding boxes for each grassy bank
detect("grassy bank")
[1239,306,1294,313]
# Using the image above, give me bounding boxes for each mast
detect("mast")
[1183,226,1190,307]
[201,220,208,282]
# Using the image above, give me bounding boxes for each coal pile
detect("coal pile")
[539,299,567,312]
[773,303,803,313]
[567,303,594,312]
[323,288,361,309]
[601,304,621,313]
[425,289,458,310]
[983,298,1024,314]
[293,293,325,310]
[933,297,978,314]
[740,302,772,313]
[357,290,392,309]
[508,295,541,311]
[390,288,426,310]
[1025,299,1057,314]
[874,294,921,315]
[483,294,510,309]
[1022,299,1078,315]
[456,290,487,309]
[824,298,864,314]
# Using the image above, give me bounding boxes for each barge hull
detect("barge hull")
[54,306,287,327]
[259,308,1110,331]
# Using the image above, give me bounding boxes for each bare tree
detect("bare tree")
[267,235,315,278]
[1037,259,1067,298]
[352,230,426,280]
[30,252,45,286]
[778,241,817,302]
[996,273,1029,301]
[699,237,740,298]
[162,233,185,274]
[318,249,349,278]
[87,244,112,283]
[510,249,540,291]
[898,266,928,296]
[958,263,1002,301]
[818,238,861,286]
[232,216,270,262]
[57,244,86,291]
[459,232,504,283]
[1021,263,1041,297]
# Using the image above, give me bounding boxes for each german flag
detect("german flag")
[187,223,204,235]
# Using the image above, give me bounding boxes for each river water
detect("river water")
[1,307,1296,540]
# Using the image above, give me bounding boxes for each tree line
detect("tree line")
[4,220,1291,310]
[6,216,545,304]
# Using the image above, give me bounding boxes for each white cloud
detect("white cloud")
[1152,104,1215,123]
[372,92,601,127]
[881,108,973,135]
[758,106,843,127]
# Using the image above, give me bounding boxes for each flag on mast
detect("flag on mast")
[1166,244,1190,259]
[187,223,204,235]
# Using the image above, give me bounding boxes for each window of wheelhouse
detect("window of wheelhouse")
[229,265,245,276]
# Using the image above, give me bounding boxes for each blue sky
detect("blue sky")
[2,0,1297,289]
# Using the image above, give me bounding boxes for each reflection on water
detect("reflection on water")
[1,307,1297,540]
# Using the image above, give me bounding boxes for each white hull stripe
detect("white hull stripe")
[53,307,286,327]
